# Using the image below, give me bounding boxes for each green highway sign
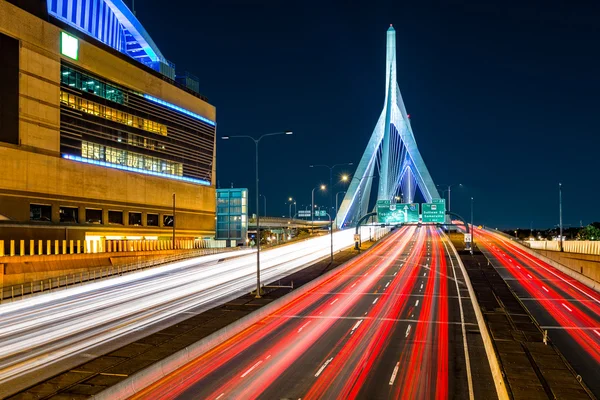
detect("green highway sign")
[377,200,419,224]
[316,210,327,217]
[422,199,446,223]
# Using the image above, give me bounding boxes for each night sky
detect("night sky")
[135,0,599,229]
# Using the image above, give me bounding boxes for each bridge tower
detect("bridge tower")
[336,25,441,228]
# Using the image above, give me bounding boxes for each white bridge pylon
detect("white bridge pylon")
[336,25,441,229]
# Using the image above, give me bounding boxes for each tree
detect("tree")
[577,225,600,241]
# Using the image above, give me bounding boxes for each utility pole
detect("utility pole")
[172,193,176,249]
[559,183,563,252]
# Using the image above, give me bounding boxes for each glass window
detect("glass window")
[163,215,174,227]
[85,208,103,224]
[30,204,51,222]
[60,206,79,223]
[147,213,159,226]
[129,212,142,226]
[108,210,123,225]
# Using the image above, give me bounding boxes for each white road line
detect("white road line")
[315,357,334,377]
[266,354,271,359]
[405,324,412,338]
[424,272,427,276]
[330,298,338,305]
[420,283,424,290]
[527,274,533,279]
[351,319,363,332]
[372,297,379,305]
[516,265,521,269]
[594,330,600,337]
[216,393,225,399]
[542,286,549,293]
[385,281,390,288]
[351,283,356,288]
[562,303,573,312]
[415,299,420,307]
[442,237,475,400]
[241,360,263,378]
[389,362,400,385]
[298,321,311,333]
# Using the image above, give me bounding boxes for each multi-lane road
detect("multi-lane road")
[130,226,495,399]
[476,229,600,397]
[0,227,384,398]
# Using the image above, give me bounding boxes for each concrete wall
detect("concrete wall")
[529,249,600,284]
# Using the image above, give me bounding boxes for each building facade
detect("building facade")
[216,188,248,246]
[0,0,217,246]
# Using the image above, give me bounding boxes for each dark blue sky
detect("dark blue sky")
[136,0,599,229]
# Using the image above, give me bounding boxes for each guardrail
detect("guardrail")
[0,247,244,304]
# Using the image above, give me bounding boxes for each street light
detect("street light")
[288,197,294,219]
[310,163,353,232]
[335,191,346,227]
[437,183,463,212]
[559,183,563,252]
[221,130,293,298]
[312,184,326,234]
[470,196,474,254]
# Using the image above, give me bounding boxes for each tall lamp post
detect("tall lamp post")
[470,196,474,254]
[310,163,353,229]
[221,130,293,298]
[312,185,326,234]
[437,183,462,212]
[559,183,563,252]
[288,197,294,219]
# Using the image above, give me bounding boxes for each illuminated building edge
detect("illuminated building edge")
[62,154,211,186]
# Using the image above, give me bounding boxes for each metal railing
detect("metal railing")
[0,247,244,304]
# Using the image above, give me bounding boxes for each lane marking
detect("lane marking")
[405,324,412,337]
[298,321,311,333]
[542,286,549,293]
[561,303,572,312]
[241,360,263,378]
[315,357,334,377]
[372,297,379,305]
[351,319,363,332]
[266,354,271,360]
[420,283,424,290]
[594,330,600,337]
[351,283,356,288]
[423,272,427,276]
[527,274,533,279]
[216,393,225,399]
[415,299,420,307]
[389,362,400,385]
[330,298,338,305]
[385,281,390,288]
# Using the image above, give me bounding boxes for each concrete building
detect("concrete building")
[0,0,217,249]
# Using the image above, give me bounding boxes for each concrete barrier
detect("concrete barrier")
[93,232,392,400]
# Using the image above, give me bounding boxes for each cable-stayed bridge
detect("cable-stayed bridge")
[336,25,441,229]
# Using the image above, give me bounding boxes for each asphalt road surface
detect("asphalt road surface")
[133,225,494,399]
[476,229,600,397]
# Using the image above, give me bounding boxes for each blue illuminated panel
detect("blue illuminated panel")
[143,94,216,126]
[62,154,211,186]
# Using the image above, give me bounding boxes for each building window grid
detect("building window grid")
[82,141,182,177]
[61,64,125,104]
[60,91,167,136]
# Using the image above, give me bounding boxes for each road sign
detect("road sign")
[464,233,472,243]
[298,210,311,217]
[377,200,419,224]
[315,210,327,217]
[422,201,446,223]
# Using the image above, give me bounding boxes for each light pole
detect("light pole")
[310,163,353,229]
[437,183,462,212]
[288,197,294,219]
[259,194,267,217]
[470,197,474,254]
[325,212,333,263]
[312,184,326,234]
[221,130,293,298]
[559,182,563,252]
[335,191,346,227]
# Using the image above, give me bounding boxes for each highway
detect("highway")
[129,226,493,399]
[0,227,384,398]
[475,229,600,397]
